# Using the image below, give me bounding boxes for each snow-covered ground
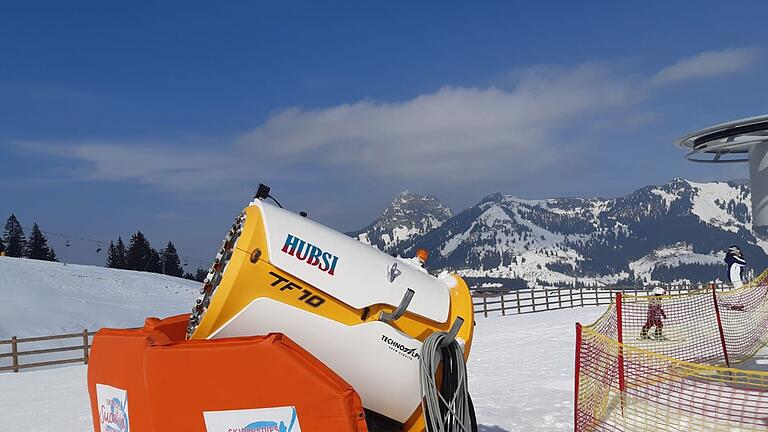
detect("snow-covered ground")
[0,256,200,338]
[469,307,604,431]
[0,306,605,432]
[0,366,91,432]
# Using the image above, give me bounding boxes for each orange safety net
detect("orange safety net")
[88,314,368,432]
[575,272,768,431]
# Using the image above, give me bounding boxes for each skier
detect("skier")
[0,240,4,256]
[640,287,667,340]
[725,245,747,288]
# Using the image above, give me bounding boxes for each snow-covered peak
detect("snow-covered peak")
[349,191,453,253]
[353,178,767,287]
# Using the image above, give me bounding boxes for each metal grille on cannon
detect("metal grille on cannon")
[186,212,246,338]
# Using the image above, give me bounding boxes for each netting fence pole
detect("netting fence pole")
[615,293,626,416]
[574,322,582,432]
[711,283,731,368]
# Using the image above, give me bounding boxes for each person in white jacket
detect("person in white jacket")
[725,245,747,288]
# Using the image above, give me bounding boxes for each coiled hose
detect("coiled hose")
[419,331,477,432]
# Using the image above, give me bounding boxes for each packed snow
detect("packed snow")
[468,307,605,431]
[0,256,200,338]
[0,366,91,432]
[0,301,605,432]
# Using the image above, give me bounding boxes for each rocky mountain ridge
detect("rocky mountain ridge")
[351,179,764,288]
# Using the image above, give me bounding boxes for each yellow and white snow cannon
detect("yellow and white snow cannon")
[187,185,475,432]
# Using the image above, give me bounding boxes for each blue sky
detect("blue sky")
[1,1,767,266]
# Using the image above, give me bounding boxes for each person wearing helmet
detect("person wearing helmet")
[725,246,747,288]
[640,287,667,340]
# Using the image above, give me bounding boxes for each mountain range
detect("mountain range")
[350,179,765,289]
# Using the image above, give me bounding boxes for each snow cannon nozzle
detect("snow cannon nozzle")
[254,183,284,208]
[255,183,271,200]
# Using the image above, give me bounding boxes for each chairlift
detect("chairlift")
[96,242,102,253]
[65,239,71,247]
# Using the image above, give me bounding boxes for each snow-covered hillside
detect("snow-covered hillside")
[628,242,724,283]
[358,179,764,287]
[0,256,200,338]
[0,306,606,432]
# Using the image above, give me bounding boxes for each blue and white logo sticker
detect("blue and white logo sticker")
[96,383,130,432]
[203,406,301,432]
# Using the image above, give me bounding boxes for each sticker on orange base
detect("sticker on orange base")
[203,406,302,432]
[96,383,130,432]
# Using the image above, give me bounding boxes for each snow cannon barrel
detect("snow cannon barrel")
[187,198,475,431]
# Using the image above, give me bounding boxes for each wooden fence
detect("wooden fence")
[0,329,95,373]
[471,283,732,317]
[0,283,734,373]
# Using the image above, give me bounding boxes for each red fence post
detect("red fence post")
[574,323,582,432]
[711,283,731,368]
[616,293,625,416]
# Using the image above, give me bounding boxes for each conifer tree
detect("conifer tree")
[114,237,127,269]
[24,223,57,261]
[184,267,208,281]
[106,241,118,268]
[106,242,122,268]
[3,214,26,257]
[106,237,128,269]
[146,247,162,273]
[125,231,160,272]
[160,241,184,277]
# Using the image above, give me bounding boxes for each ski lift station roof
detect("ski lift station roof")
[676,114,768,163]
[677,114,768,227]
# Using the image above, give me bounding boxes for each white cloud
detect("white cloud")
[19,48,760,199]
[237,64,639,182]
[651,47,759,86]
[18,141,251,196]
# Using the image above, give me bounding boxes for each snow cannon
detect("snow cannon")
[187,188,475,431]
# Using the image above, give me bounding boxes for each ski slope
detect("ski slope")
[0,256,200,338]
[0,306,605,432]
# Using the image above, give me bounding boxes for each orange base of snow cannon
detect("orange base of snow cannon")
[87,314,368,432]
